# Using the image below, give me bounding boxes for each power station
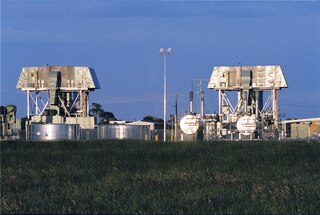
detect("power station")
[0,64,319,141]
[179,65,317,141]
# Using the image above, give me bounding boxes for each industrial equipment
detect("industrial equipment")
[16,66,100,140]
[179,114,204,141]
[206,65,288,140]
[180,114,200,135]
[0,105,24,140]
[28,124,78,141]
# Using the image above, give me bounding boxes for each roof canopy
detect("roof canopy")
[208,65,288,90]
[16,66,100,91]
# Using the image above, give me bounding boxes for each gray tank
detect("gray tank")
[97,125,150,140]
[28,124,79,140]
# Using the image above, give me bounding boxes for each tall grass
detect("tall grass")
[1,140,320,214]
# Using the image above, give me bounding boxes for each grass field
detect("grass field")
[1,140,320,214]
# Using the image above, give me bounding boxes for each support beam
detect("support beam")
[218,90,221,115]
[27,90,30,119]
[272,89,279,129]
[255,91,259,118]
[261,93,272,113]
[80,90,89,117]
[58,95,71,117]
[222,93,235,113]
[243,90,248,113]
[29,93,42,115]
[35,92,39,115]
[69,92,80,116]
[86,92,89,116]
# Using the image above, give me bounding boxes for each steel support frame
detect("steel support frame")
[25,89,90,118]
[217,89,280,139]
[26,91,48,118]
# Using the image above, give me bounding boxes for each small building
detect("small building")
[282,118,320,140]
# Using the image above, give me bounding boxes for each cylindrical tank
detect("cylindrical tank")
[28,124,78,140]
[180,114,204,141]
[236,115,257,135]
[180,114,200,135]
[97,125,150,140]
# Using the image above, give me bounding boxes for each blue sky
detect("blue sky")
[1,0,320,120]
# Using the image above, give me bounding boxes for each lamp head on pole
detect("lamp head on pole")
[160,48,172,55]
[160,48,165,55]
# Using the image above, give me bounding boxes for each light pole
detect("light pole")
[160,48,171,142]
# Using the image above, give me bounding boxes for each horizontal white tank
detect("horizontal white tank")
[180,114,200,135]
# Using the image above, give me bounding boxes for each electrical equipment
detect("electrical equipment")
[207,65,288,140]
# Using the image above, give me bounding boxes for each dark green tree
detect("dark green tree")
[142,115,164,124]
[91,103,116,125]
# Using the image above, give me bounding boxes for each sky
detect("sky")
[1,0,320,121]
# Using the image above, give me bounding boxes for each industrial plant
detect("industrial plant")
[1,65,319,141]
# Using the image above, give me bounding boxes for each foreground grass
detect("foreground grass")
[1,140,320,214]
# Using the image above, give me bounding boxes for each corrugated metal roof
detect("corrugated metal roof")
[16,66,100,91]
[282,118,320,124]
[208,65,288,90]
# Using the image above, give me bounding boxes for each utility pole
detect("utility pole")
[192,79,208,117]
[175,94,178,141]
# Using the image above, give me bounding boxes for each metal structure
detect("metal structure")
[97,124,151,140]
[16,66,100,140]
[206,65,288,139]
[160,48,172,142]
[28,124,78,140]
[0,105,24,140]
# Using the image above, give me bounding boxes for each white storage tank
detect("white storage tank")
[180,114,204,141]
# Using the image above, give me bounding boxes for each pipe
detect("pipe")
[200,80,204,118]
[189,91,193,113]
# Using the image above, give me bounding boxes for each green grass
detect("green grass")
[1,140,320,214]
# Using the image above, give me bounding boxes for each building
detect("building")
[282,118,320,140]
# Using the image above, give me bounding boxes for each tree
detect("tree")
[90,103,116,125]
[142,115,164,124]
